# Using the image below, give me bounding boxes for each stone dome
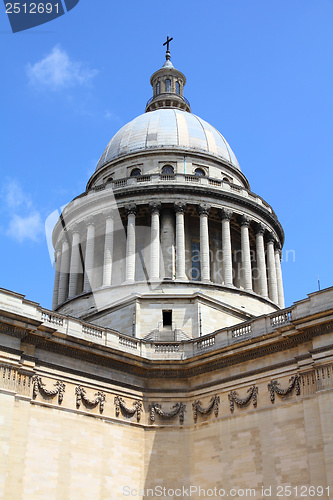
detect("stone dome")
[95,109,240,171]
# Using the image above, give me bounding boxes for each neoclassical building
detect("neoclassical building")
[1,45,332,499]
[52,45,284,340]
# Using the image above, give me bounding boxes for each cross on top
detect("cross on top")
[163,35,173,52]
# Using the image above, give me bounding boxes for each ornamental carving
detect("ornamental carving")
[228,385,258,413]
[192,395,220,423]
[268,374,300,404]
[125,203,137,216]
[149,202,161,214]
[75,385,106,413]
[114,396,143,422]
[32,375,65,404]
[197,204,211,217]
[255,223,266,236]
[240,215,251,227]
[219,208,233,221]
[149,402,186,425]
[174,201,187,214]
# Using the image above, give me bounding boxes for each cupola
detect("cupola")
[145,36,191,113]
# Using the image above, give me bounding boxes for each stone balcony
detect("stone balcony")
[2,286,333,362]
[91,173,275,215]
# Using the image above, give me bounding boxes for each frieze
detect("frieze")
[228,385,258,412]
[32,375,65,404]
[149,402,186,425]
[268,374,300,403]
[192,395,220,422]
[114,395,142,422]
[75,385,106,413]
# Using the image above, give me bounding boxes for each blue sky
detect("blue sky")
[1,0,332,310]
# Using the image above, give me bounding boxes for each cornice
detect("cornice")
[1,315,331,389]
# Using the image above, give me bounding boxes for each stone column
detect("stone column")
[220,209,233,286]
[52,250,61,310]
[267,235,279,303]
[149,203,161,281]
[102,213,114,287]
[255,224,268,298]
[240,215,252,291]
[58,238,70,304]
[161,208,175,279]
[174,202,187,280]
[275,244,285,308]
[125,204,137,283]
[83,221,95,292]
[68,229,81,298]
[198,204,211,282]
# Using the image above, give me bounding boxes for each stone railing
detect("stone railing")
[2,287,333,362]
[40,310,64,327]
[92,173,274,215]
[232,323,252,338]
[270,309,292,327]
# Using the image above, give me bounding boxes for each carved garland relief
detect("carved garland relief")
[27,371,305,424]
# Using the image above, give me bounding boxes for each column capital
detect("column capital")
[67,223,81,239]
[219,208,233,221]
[125,203,137,216]
[255,223,266,236]
[266,233,276,245]
[174,201,187,214]
[101,208,114,220]
[149,202,161,214]
[197,203,211,216]
[240,215,251,227]
[85,216,95,227]
[60,236,69,248]
[275,241,282,252]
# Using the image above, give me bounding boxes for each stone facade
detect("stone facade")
[1,49,332,499]
[0,286,333,498]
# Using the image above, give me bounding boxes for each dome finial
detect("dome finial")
[163,35,173,61]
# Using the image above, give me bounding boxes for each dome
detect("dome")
[95,109,240,171]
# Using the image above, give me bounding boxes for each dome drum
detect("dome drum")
[52,51,286,340]
[52,185,284,338]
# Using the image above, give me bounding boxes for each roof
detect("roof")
[95,109,240,171]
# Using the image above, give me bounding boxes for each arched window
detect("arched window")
[222,177,230,183]
[162,165,174,175]
[194,168,205,177]
[130,168,141,177]
[165,79,171,92]
[106,176,113,183]
[156,82,160,95]
[176,82,180,95]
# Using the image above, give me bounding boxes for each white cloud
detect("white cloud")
[7,212,43,243]
[4,180,32,209]
[27,45,98,91]
[1,180,43,244]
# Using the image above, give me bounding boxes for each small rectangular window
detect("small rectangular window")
[191,241,201,281]
[165,79,171,92]
[163,310,172,327]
